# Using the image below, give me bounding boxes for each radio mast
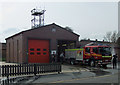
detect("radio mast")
[31,8,46,28]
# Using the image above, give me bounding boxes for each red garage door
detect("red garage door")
[28,39,49,63]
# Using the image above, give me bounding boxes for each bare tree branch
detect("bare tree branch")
[104,31,112,42]
[111,31,117,43]
[104,31,118,43]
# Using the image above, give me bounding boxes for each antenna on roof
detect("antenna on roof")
[31,7,46,29]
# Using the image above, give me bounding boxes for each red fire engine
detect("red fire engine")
[65,45,112,67]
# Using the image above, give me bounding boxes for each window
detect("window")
[79,52,82,55]
[43,53,46,55]
[30,48,34,51]
[85,47,90,53]
[30,52,34,55]
[37,48,40,51]
[93,47,98,54]
[37,52,41,55]
[52,28,56,32]
[43,49,47,51]
[98,47,111,55]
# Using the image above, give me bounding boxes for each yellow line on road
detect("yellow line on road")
[50,73,118,83]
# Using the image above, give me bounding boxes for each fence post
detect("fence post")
[7,65,9,85]
[34,64,37,76]
[58,63,61,74]
[2,65,4,77]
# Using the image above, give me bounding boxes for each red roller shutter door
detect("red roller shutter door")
[28,39,49,63]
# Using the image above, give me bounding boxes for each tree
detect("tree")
[104,31,112,42]
[104,31,118,43]
[111,31,117,43]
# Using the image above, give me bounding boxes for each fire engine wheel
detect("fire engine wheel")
[102,64,107,68]
[90,60,95,67]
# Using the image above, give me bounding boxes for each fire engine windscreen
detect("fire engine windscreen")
[98,47,111,56]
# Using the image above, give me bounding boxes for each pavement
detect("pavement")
[0,64,96,84]
[0,62,119,84]
[35,63,119,83]
[0,61,18,65]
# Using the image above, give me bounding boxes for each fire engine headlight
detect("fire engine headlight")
[99,60,102,63]
[86,59,89,61]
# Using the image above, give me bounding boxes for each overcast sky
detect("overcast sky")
[0,0,118,42]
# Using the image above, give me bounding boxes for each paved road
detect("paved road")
[32,67,118,83]
[8,63,119,84]
[49,71,118,83]
[1,62,119,84]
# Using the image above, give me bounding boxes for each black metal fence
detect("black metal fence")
[1,63,61,77]
[0,63,61,85]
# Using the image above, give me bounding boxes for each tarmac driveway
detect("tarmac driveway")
[0,62,119,84]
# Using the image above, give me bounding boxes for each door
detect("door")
[28,39,49,63]
[84,47,91,59]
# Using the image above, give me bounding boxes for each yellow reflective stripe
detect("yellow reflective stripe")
[102,56,111,58]
[84,54,91,56]
[92,54,101,57]
[65,49,84,51]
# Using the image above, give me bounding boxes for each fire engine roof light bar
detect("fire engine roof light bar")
[85,42,110,46]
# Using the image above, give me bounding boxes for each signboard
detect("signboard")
[51,50,56,54]
[76,50,83,60]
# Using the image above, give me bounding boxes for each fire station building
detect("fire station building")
[6,23,79,63]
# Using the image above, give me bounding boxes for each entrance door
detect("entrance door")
[28,39,49,63]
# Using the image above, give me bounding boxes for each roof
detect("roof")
[80,39,110,43]
[6,23,79,40]
[0,43,6,44]
[85,45,110,48]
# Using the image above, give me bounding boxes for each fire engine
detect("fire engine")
[65,45,112,67]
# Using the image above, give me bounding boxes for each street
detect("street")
[32,64,119,83]
[50,72,118,83]
[0,1,119,85]
[1,62,119,84]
